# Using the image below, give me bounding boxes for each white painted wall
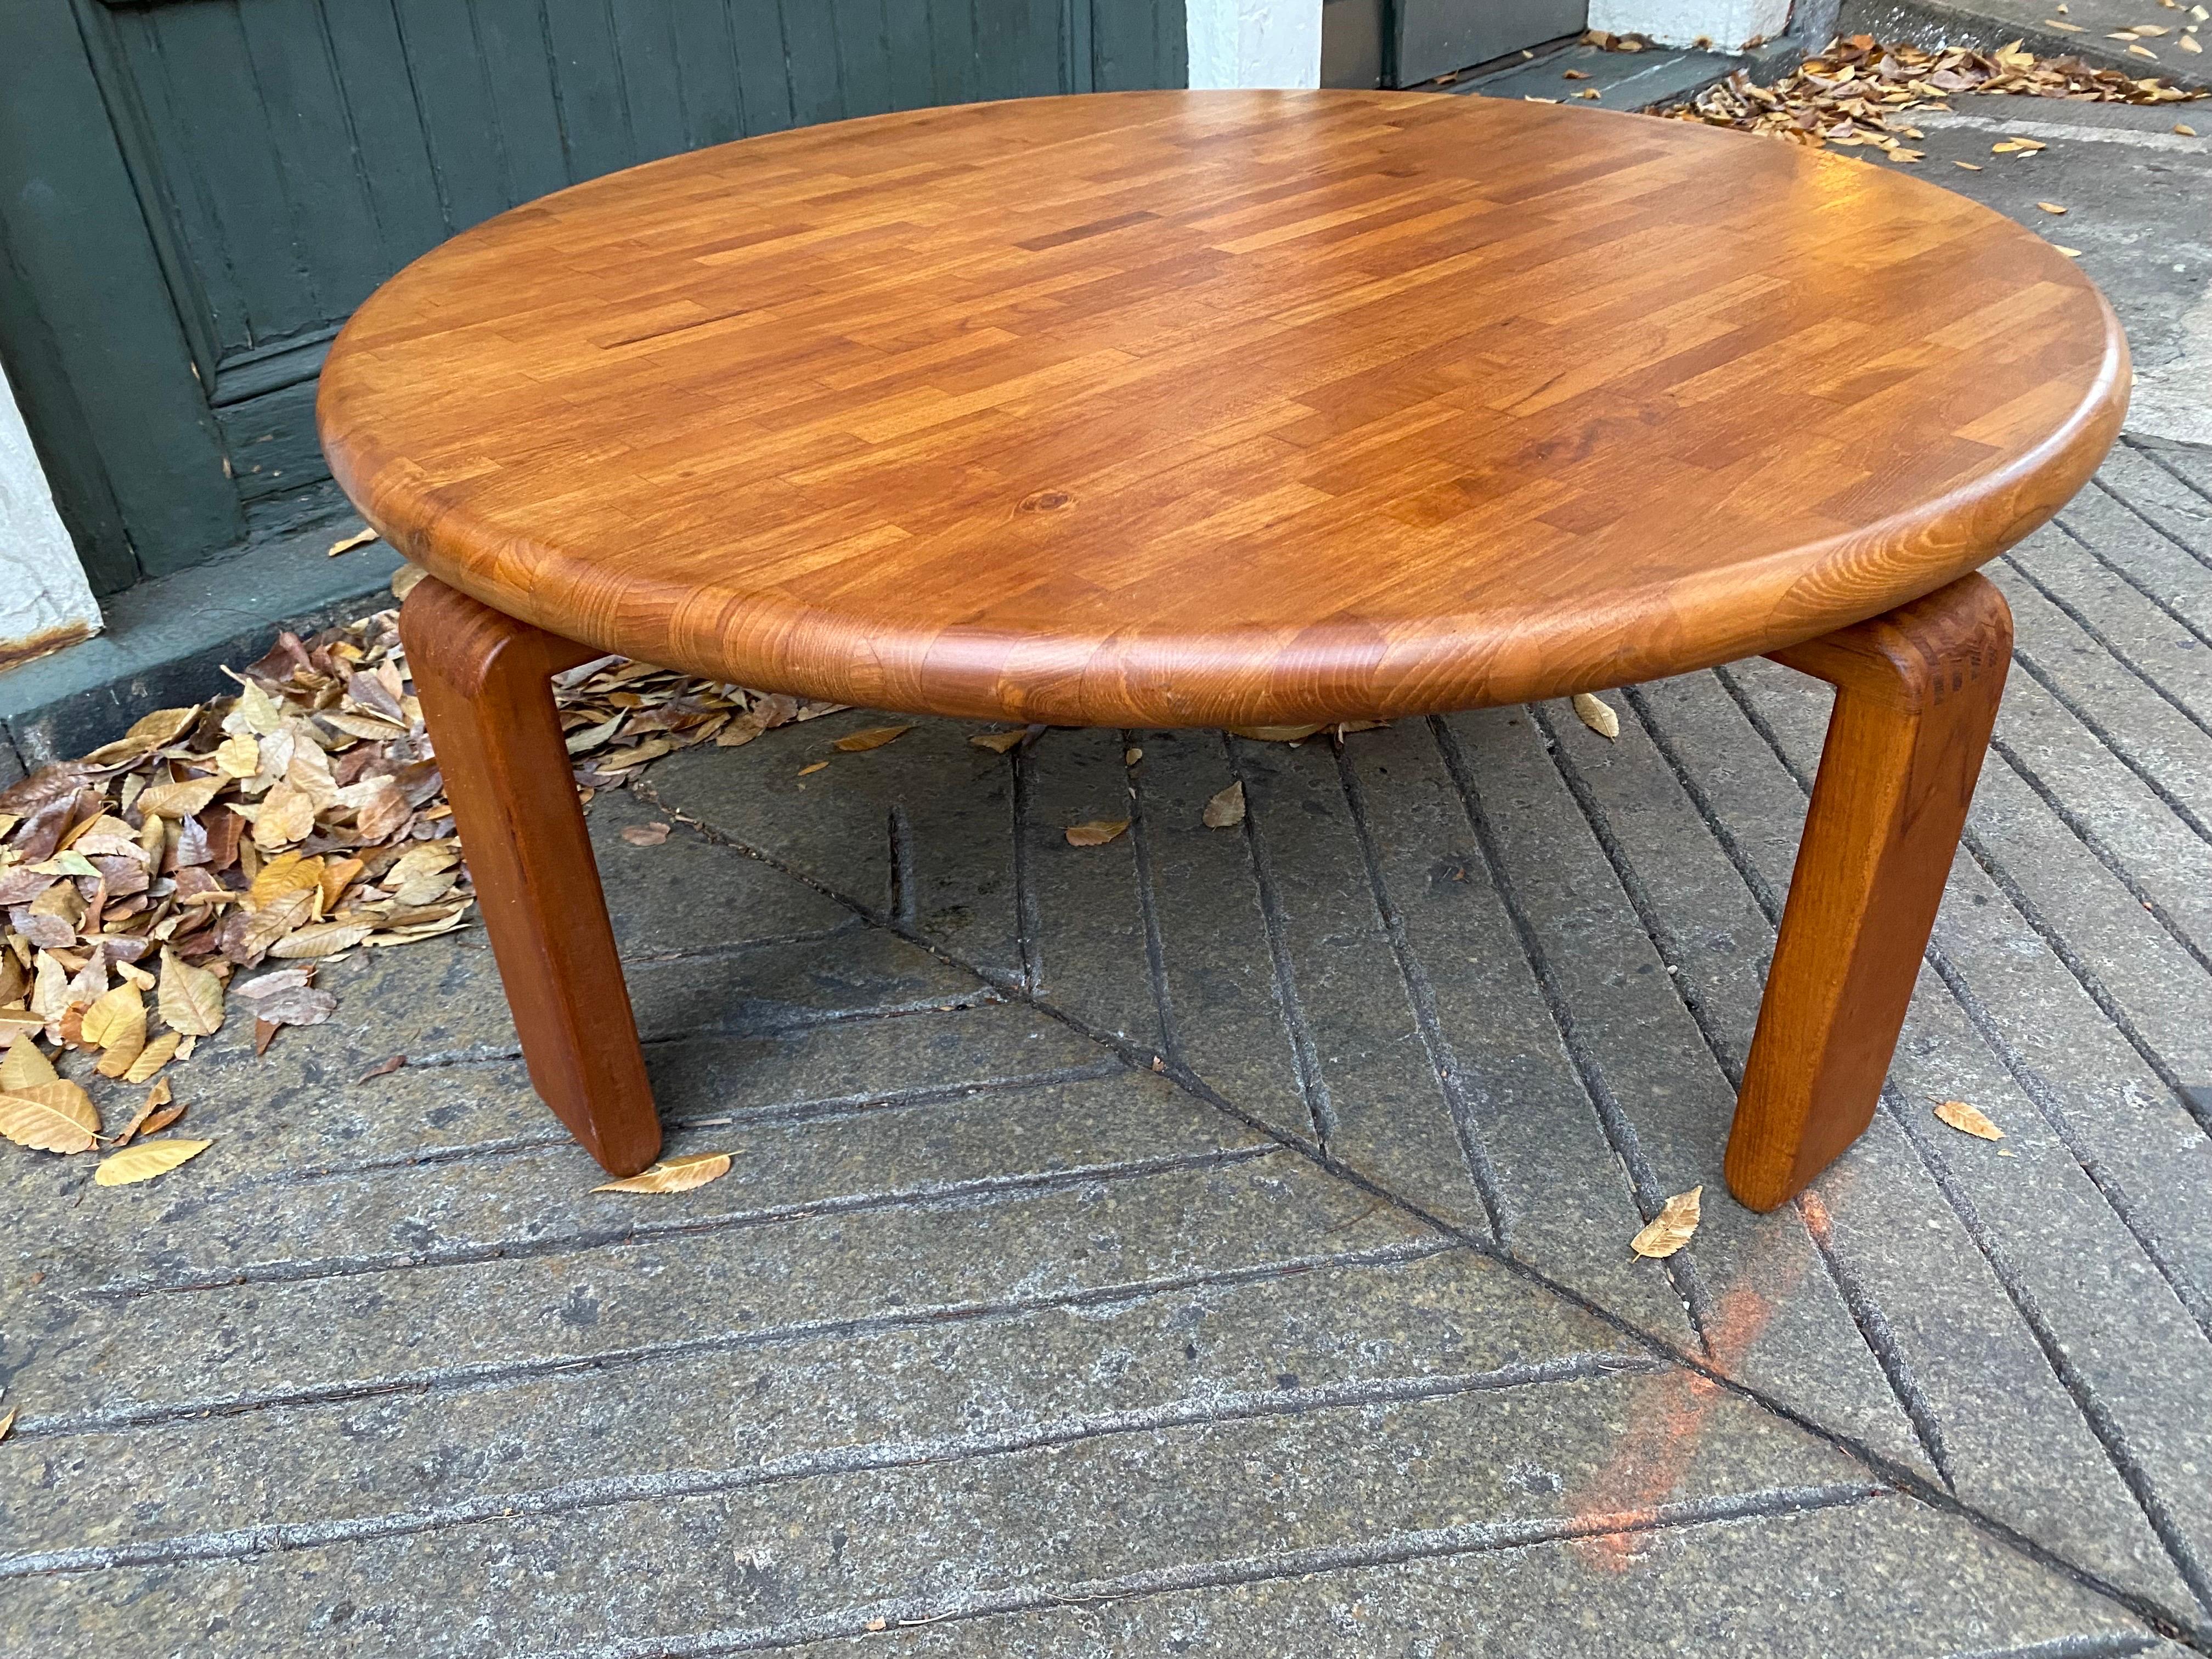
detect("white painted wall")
[1591,0,1792,50]
[0,371,101,663]
[1188,0,1324,89]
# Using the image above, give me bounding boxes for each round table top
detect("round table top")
[319,89,2125,727]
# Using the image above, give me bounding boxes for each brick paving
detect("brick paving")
[4,438,2209,1656]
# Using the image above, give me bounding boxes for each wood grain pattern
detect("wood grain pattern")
[401,578,662,1176]
[321,90,2125,727]
[1729,573,2013,1210]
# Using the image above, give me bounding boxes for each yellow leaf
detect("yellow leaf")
[81,982,145,1052]
[1934,1099,2004,1141]
[2055,246,2084,257]
[116,1079,174,1145]
[122,706,201,752]
[0,1405,13,1442]
[122,1030,180,1085]
[1124,746,1143,765]
[268,920,374,959]
[1065,819,1130,847]
[1573,692,1621,740]
[2179,123,2200,135]
[0,1081,99,1154]
[969,729,1028,754]
[1203,781,1246,828]
[213,733,262,778]
[797,761,830,777]
[1630,1187,1702,1258]
[0,1040,59,1094]
[326,527,380,557]
[2035,201,2067,214]
[594,1151,733,1193]
[136,775,225,820]
[157,947,226,1037]
[1954,160,1983,169]
[2179,33,2202,50]
[832,724,915,753]
[95,1137,212,1187]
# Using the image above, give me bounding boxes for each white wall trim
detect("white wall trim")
[1592,0,1792,51]
[0,370,101,667]
[1188,0,1324,89]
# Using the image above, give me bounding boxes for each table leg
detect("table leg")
[1725,572,2011,1211]
[400,577,662,1176]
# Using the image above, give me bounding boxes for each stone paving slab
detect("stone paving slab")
[8,452,2210,1652]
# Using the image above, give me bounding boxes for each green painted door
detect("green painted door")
[0,0,1187,596]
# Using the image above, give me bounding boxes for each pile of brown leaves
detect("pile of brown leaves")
[0,564,840,1179]
[1663,33,2204,162]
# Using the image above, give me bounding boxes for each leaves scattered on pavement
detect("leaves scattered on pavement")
[1631,1187,1703,1258]
[1066,819,1131,847]
[1665,33,2204,165]
[94,1137,212,1187]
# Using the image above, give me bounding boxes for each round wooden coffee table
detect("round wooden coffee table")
[318,90,2125,1207]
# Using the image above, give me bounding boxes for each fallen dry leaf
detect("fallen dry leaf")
[620,822,672,847]
[969,728,1028,754]
[357,1054,407,1083]
[115,1079,173,1147]
[1934,1098,2005,1140]
[797,761,829,777]
[1954,159,1984,168]
[157,948,225,1038]
[94,1137,212,1186]
[1124,746,1143,765]
[2035,200,2068,213]
[1065,819,1131,847]
[121,1030,180,1085]
[833,724,915,753]
[0,1404,13,1442]
[1202,781,1247,828]
[0,1079,99,1154]
[2180,122,2201,133]
[326,528,380,557]
[1573,692,1622,740]
[594,1151,733,1193]
[1630,1187,1702,1258]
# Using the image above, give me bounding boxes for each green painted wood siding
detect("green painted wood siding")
[3,0,1185,592]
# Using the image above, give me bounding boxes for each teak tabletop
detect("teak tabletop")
[319,91,2128,1208]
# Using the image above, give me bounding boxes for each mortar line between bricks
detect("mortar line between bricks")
[552,1484,1889,1659]
[1988,732,2212,978]
[2001,553,2212,744]
[18,1241,1461,1441]
[2124,435,2212,512]
[1567,688,1957,1491]
[1221,731,1336,1144]
[0,1352,1667,1579]
[629,770,2211,1646]
[2006,645,2212,854]
[1333,740,1510,1244]
[617,923,862,967]
[83,1144,1280,1301]
[1951,1631,2165,1659]
[886,803,917,931]
[1707,667,2212,1617]
[203,1062,1132,1192]
[1010,737,1043,992]
[1708,665,2212,1341]
[1123,731,1184,1069]
[2083,479,2212,580]
[1428,712,1716,1352]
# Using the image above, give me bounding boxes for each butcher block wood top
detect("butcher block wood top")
[318,90,2126,726]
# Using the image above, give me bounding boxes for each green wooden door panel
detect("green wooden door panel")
[0,3,246,595]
